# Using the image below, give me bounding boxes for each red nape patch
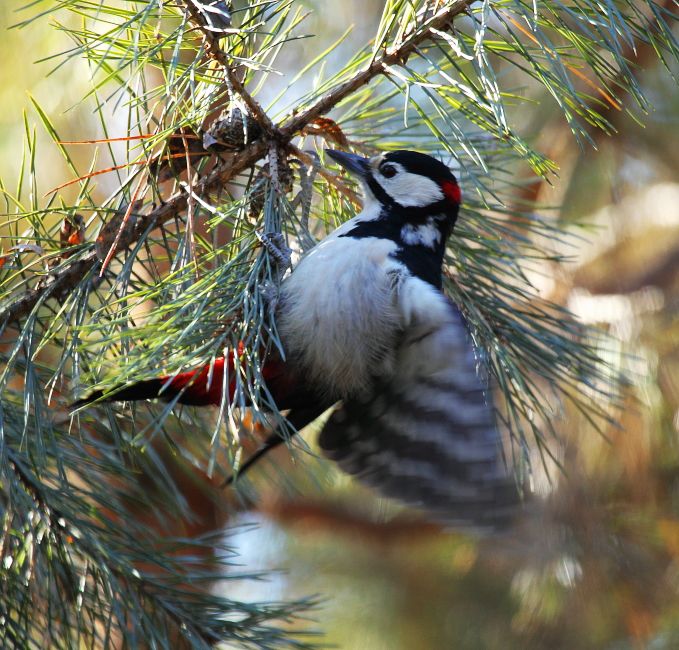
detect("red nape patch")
[441,180,462,205]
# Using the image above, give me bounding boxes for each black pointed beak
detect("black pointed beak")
[325,149,370,177]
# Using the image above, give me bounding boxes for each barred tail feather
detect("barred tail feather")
[318,299,521,532]
[319,387,519,532]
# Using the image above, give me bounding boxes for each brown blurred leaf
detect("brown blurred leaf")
[573,226,679,294]
[657,519,679,557]
[261,496,443,545]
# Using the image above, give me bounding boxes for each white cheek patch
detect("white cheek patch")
[400,218,441,249]
[374,168,444,208]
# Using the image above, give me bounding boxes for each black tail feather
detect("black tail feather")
[70,378,167,410]
[222,402,331,488]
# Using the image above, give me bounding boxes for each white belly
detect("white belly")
[277,234,402,398]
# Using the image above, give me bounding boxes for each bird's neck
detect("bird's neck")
[337,204,454,288]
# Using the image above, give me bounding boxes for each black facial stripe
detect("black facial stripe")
[341,151,460,289]
[368,168,457,216]
[366,176,394,207]
[340,211,400,241]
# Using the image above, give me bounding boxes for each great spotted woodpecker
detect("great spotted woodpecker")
[75,149,519,530]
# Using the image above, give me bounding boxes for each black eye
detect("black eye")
[380,164,397,178]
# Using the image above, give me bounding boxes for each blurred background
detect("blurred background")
[2,1,679,648]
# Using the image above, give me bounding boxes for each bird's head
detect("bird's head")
[325,149,461,229]
[325,149,462,287]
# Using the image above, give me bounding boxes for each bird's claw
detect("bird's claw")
[256,231,292,272]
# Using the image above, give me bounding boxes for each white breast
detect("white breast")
[277,230,402,399]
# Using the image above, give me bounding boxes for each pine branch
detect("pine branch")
[6,452,217,645]
[279,1,473,136]
[1,395,317,648]
[2,1,676,644]
[183,0,277,134]
[0,0,474,326]
[511,0,678,210]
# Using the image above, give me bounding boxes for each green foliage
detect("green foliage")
[0,0,676,647]
[1,397,316,649]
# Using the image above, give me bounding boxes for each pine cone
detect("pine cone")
[203,107,263,152]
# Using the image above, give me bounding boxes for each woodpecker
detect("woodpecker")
[75,149,519,530]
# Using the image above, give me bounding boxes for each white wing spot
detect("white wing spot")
[400,219,441,249]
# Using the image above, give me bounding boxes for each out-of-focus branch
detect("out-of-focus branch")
[260,495,443,545]
[0,1,473,325]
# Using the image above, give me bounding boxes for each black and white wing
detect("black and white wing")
[318,279,519,531]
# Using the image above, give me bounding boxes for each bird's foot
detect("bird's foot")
[257,231,292,272]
